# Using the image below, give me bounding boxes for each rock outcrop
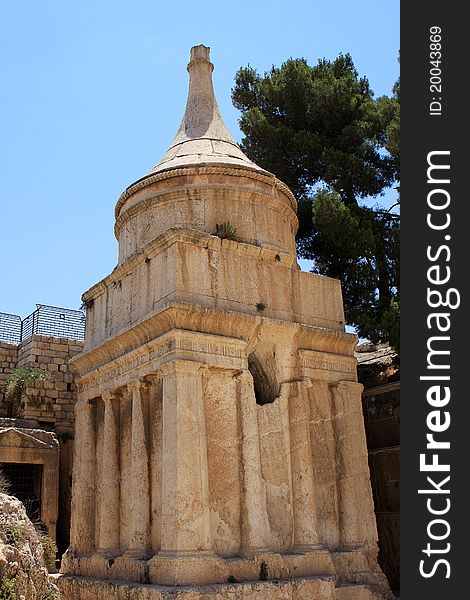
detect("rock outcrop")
[0,492,58,599]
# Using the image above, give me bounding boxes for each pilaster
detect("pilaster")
[126,379,151,558]
[149,359,228,585]
[69,401,96,555]
[236,369,270,555]
[331,381,378,549]
[97,392,121,556]
[287,380,323,551]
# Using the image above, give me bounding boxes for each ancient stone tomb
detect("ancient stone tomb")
[59,45,391,599]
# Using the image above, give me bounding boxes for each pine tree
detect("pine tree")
[232,54,400,350]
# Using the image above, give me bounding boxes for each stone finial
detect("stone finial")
[189,44,212,65]
[173,44,233,144]
[142,45,268,177]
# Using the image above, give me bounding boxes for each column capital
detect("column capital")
[127,378,145,394]
[330,380,364,394]
[75,401,94,414]
[234,368,253,383]
[142,373,162,385]
[102,390,122,402]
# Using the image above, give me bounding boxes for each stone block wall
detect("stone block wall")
[0,335,84,431]
[0,334,84,555]
[0,335,84,432]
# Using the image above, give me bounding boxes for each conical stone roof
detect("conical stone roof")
[139,44,268,179]
[113,45,298,265]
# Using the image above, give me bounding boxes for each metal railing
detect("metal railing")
[0,304,85,345]
[0,312,21,345]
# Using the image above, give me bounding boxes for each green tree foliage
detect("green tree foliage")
[232,54,400,350]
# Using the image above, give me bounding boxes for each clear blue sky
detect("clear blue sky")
[0,1,399,318]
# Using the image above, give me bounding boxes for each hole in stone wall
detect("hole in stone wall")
[248,352,279,405]
[0,462,43,523]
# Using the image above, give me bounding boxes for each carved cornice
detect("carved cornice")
[71,301,355,383]
[299,349,358,383]
[115,165,297,220]
[75,328,248,398]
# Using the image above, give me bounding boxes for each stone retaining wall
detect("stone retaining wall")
[0,335,83,430]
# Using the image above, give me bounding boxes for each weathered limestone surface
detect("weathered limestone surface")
[59,45,391,600]
[0,492,59,599]
[57,574,382,600]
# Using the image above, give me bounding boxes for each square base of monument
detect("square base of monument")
[57,573,382,599]
[227,548,335,582]
[148,551,230,585]
[59,549,391,599]
[60,550,150,583]
[332,549,392,598]
[61,548,334,583]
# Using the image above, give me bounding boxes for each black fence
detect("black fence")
[0,312,22,345]
[0,305,85,345]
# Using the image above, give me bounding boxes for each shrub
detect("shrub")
[37,531,57,572]
[2,524,26,547]
[5,367,49,403]
[0,575,17,600]
[214,222,237,240]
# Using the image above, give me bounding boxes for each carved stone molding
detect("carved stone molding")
[115,165,297,219]
[299,349,357,383]
[76,329,247,400]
